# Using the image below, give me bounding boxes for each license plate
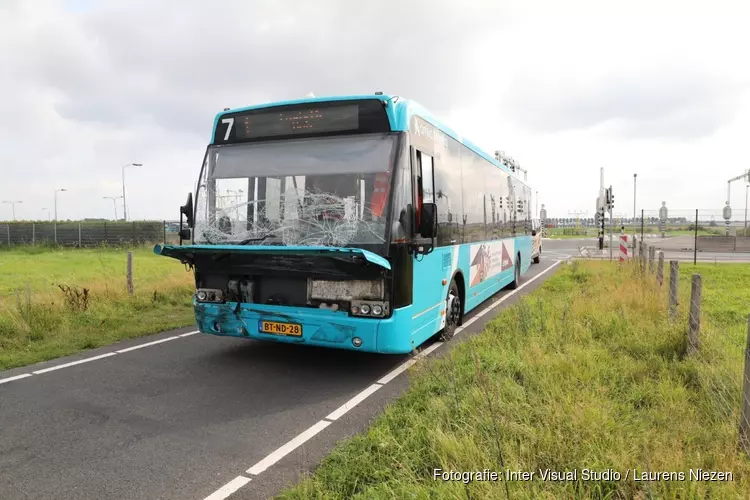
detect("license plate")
[258,320,303,337]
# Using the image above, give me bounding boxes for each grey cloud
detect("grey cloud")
[22,0,506,137]
[504,72,745,139]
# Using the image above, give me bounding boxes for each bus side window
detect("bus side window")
[419,152,434,202]
[416,150,435,235]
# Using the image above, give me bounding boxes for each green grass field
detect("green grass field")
[280,261,750,499]
[0,245,195,370]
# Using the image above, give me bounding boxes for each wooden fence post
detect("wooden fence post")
[649,246,655,273]
[687,273,702,354]
[657,251,664,286]
[669,260,679,320]
[127,251,134,296]
[740,314,750,454]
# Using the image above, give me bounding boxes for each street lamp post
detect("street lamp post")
[121,163,143,222]
[2,200,23,221]
[745,183,748,234]
[54,189,67,221]
[633,173,637,248]
[103,196,122,221]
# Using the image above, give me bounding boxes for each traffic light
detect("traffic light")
[604,187,614,210]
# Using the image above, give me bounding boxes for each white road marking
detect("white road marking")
[246,420,332,476]
[0,330,201,386]
[202,475,252,500]
[116,336,180,353]
[0,373,33,385]
[32,352,118,375]
[377,359,416,385]
[417,341,443,357]
[326,383,383,421]
[459,316,479,329]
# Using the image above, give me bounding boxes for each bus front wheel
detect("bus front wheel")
[440,279,461,342]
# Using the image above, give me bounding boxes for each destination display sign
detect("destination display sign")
[213,99,390,144]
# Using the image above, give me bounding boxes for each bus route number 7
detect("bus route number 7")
[221,117,234,141]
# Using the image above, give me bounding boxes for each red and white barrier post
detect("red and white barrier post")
[619,233,629,262]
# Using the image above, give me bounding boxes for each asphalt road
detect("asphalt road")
[0,251,573,500]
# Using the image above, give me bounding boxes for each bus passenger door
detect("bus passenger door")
[410,148,446,346]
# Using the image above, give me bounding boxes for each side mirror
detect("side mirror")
[419,202,438,239]
[180,192,194,228]
[532,229,537,236]
[179,192,194,245]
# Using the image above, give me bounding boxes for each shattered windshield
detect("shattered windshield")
[194,134,397,251]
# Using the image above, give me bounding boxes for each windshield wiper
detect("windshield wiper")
[238,234,276,245]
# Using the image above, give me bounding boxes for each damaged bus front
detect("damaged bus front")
[157,97,423,353]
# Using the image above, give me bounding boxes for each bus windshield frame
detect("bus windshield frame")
[192,132,403,256]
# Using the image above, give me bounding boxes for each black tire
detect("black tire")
[440,279,461,342]
[508,255,521,289]
[533,246,541,264]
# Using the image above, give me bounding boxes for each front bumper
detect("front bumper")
[193,300,415,354]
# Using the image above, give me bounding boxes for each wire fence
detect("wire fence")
[634,241,750,456]
[542,207,749,233]
[542,208,750,257]
[0,221,183,248]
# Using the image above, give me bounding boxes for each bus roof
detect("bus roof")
[211,93,522,179]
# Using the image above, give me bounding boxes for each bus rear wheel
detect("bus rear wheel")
[508,256,521,289]
[440,279,461,342]
[533,247,541,264]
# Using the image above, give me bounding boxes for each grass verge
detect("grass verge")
[279,261,750,499]
[0,245,195,370]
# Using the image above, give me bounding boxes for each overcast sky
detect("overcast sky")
[2,0,749,221]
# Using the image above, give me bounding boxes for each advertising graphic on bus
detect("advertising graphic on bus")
[154,93,536,354]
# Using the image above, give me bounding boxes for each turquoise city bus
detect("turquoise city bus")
[155,93,535,354]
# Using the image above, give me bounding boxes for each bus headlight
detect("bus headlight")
[195,288,224,303]
[350,300,389,317]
